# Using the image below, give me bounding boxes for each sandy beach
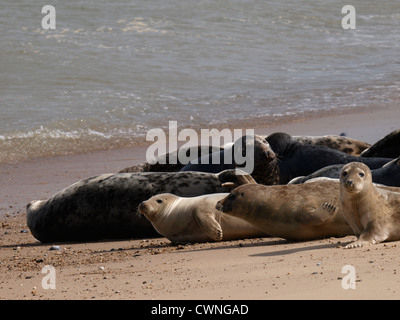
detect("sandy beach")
[1,106,400,301]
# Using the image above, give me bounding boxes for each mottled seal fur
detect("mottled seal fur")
[138,193,267,243]
[266,132,393,184]
[292,135,371,156]
[361,129,400,158]
[340,162,400,248]
[260,134,371,156]
[119,146,222,173]
[289,157,400,187]
[216,182,353,241]
[26,170,248,243]
[180,135,280,185]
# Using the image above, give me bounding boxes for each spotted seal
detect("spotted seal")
[119,146,222,173]
[292,135,371,156]
[340,162,400,248]
[138,193,267,243]
[260,134,371,155]
[26,170,249,243]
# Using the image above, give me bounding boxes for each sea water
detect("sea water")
[1,0,399,163]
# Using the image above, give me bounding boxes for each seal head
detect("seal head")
[340,163,370,195]
[138,194,179,223]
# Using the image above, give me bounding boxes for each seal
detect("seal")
[119,146,222,173]
[266,132,393,184]
[289,157,400,187]
[180,135,280,185]
[288,165,344,185]
[261,134,371,156]
[292,135,371,156]
[340,162,400,248]
[361,129,400,158]
[26,170,249,243]
[138,193,267,243]
[216,181,353,241]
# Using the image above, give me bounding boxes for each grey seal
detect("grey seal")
[26,170,249,242]
[138,193,267,243]
[340,162,400,248]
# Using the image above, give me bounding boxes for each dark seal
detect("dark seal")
[266,132,393,184]
[180,135,280,185]
[361,129,400,158]
[290,157,400,188]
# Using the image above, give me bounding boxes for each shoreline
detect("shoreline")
[1,107,400,300]
[1,102,399,166]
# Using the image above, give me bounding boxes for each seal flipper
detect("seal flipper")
[345,221,389,249]
[301,201,338,225]
[218,169,257,190]
[194,211,223,241]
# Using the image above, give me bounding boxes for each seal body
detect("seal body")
[119,146,222,173]
[266,132,393,184]
[216,182,353,241]
[361,129,400,158]
[26,171,241,243]
[292,135,371,156]
[290,157,400,187]
[138,193,267,243]
[340,162,400,248]
[180,135,280,185]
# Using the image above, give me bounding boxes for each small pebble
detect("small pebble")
[49,245,61,251]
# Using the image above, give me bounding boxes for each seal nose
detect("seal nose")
[138,201,146,213]
[346,180,354,187]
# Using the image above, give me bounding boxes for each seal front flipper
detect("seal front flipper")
[194,210,223,241]
[218,169,257,190]
[301,201,339,225]
[345,222,388,249]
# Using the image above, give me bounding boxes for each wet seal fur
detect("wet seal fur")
[26,170,249,243]
[216,181,353,241]
[138,193,267,243]
[340,162,400,248]
[266,132,393,184]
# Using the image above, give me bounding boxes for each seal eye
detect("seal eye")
[359,172,365,178]
[342,171,348,177]
[156,199,163,204]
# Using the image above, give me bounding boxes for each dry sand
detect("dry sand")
[1,106,400,301]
